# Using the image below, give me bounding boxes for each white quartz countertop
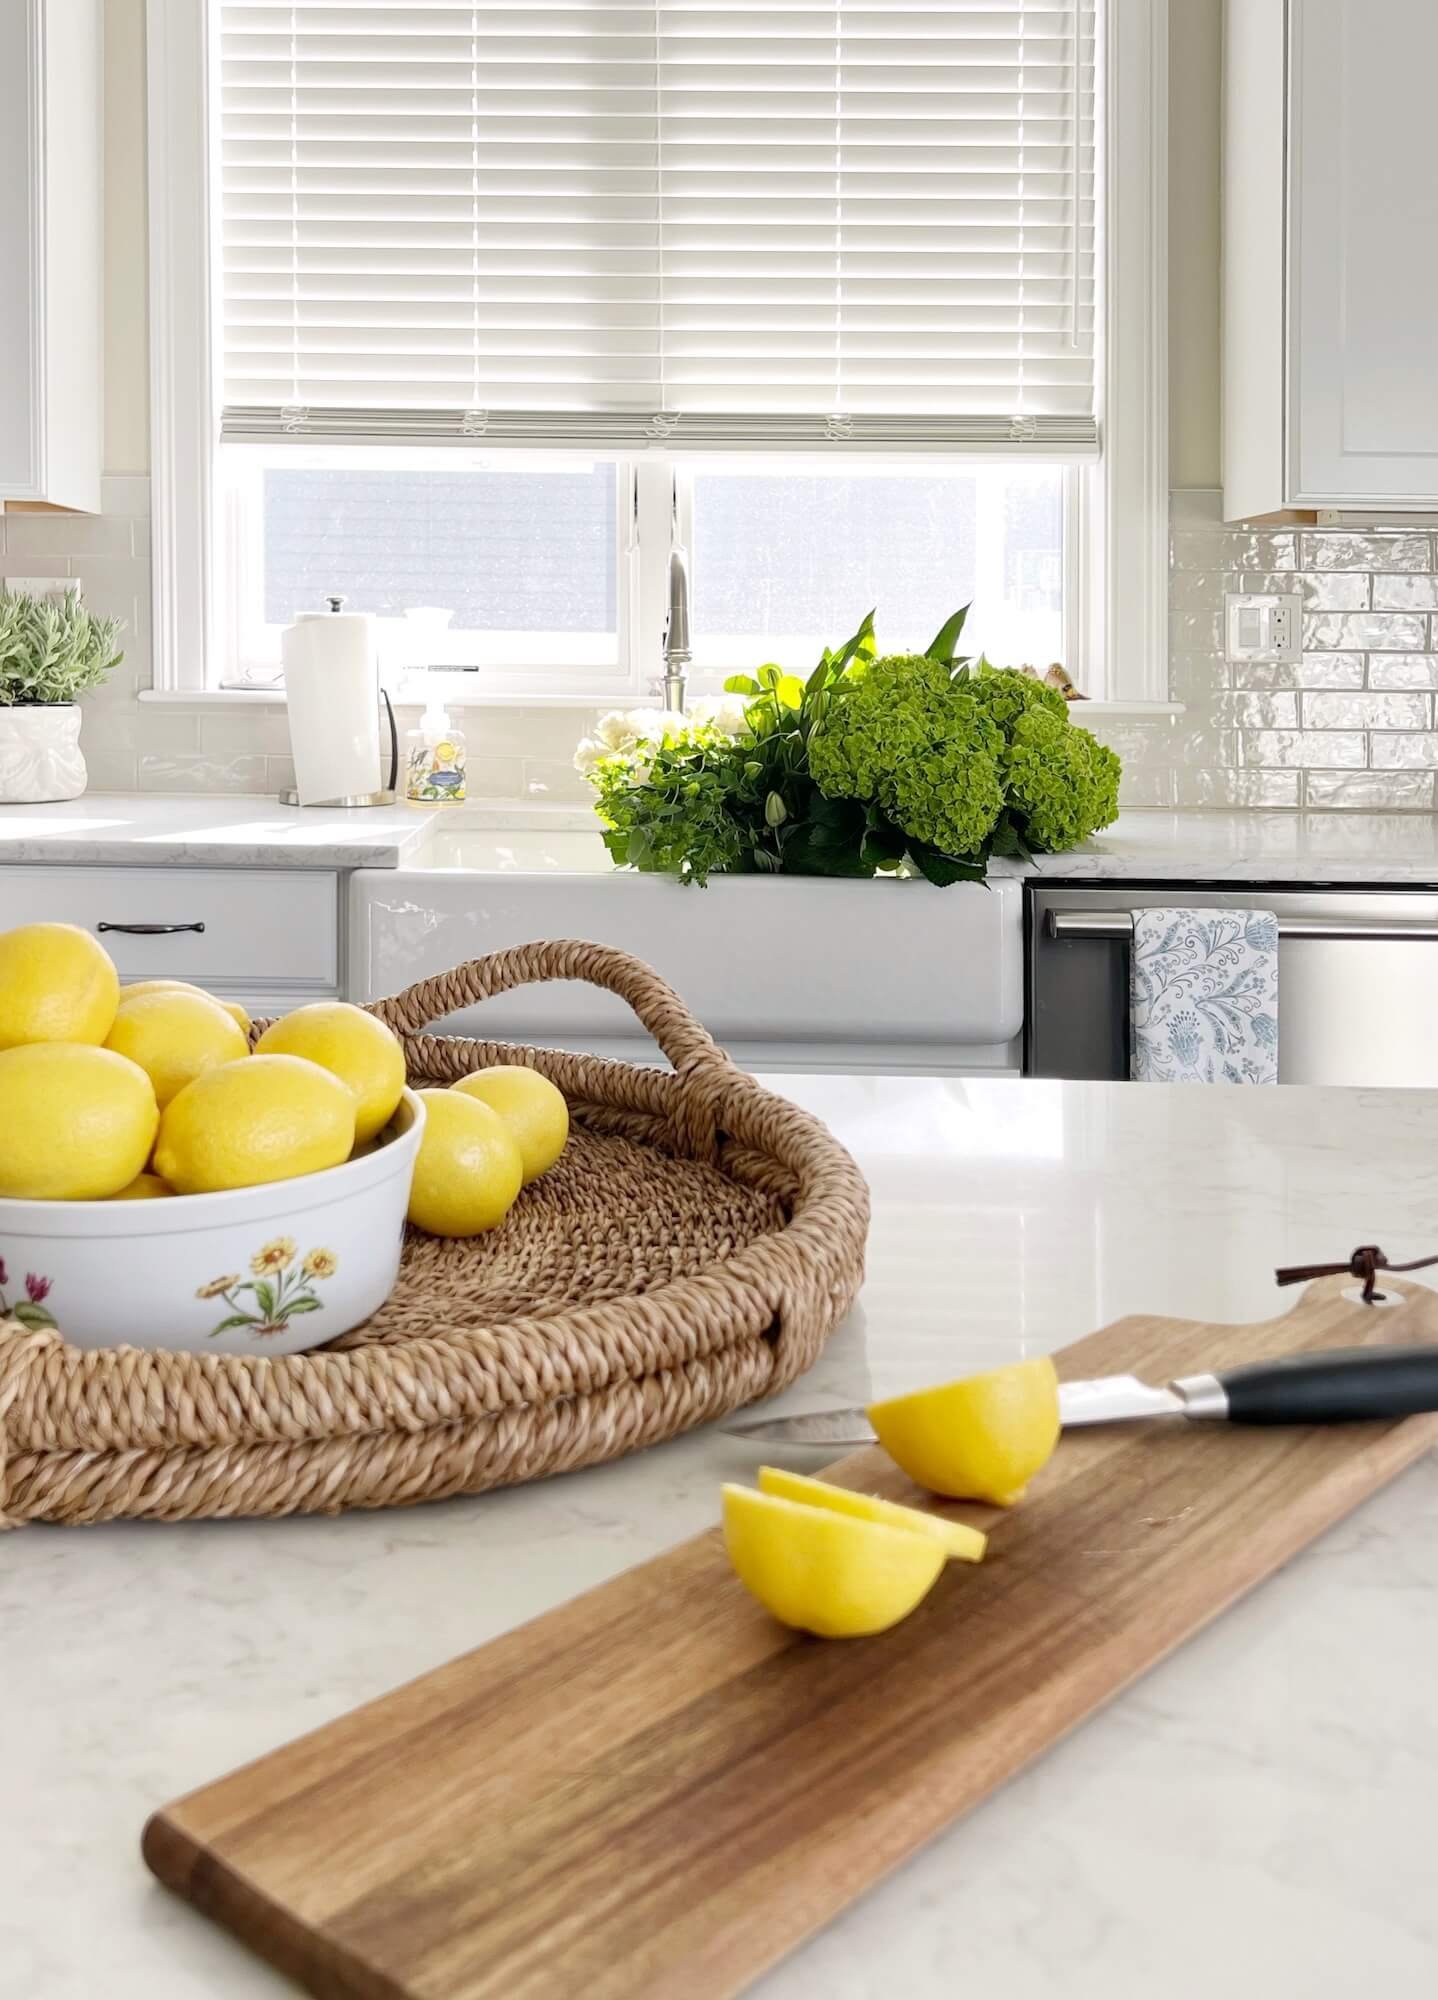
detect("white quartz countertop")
[8,798,1438,885]
[5,1076,1438,1999]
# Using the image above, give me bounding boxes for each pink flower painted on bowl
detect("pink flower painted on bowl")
[0,1261,57,1331]
[199,1243,340,1340]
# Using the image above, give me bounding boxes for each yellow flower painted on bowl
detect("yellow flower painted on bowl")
[196,1274,241,1301]
[203,1239,340,1340]
[251,1237,297,1277]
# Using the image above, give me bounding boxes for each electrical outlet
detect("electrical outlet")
[1225,592,1301,663]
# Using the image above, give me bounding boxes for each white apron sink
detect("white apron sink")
[348,827,1022,1073]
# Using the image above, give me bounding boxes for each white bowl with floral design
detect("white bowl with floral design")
[0,1089,425,1356]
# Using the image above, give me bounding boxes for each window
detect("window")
[148,0,1168,703]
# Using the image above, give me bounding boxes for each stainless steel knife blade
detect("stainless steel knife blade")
[721,1373,1186,1447]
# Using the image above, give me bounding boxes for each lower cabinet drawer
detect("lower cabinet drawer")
[0,866,339,988]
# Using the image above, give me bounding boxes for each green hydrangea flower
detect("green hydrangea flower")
[808,653,966,801]
[964,664,1068,733]
[1004,709,1122,852]
[809,652,1005,854]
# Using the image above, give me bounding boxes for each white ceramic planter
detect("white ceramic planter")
[0,1089,425,1355]
[0,702,86,803]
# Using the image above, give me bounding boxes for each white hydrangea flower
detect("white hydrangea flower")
[595,710,641,752]
[572,737,606,776]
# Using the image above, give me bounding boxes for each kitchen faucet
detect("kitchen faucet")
[662,480,690,713]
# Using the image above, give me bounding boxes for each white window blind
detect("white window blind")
[218,2,1098,452]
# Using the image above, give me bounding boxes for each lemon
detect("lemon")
[756,1465,986,1563]
[867,1356,1061,1506]
[105,988,250,1109]
[451,1065,568,1184]
[407,1088,523,1237]
[120,979,251,1034]
[108,1171,175,1201]
[721,1484,945,1638]
[0,922,119,1049]
[0,1043,158,1199]
[255,1002,407,1144]
[154,1054,355,1195]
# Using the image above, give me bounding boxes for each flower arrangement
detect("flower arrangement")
[574,606,1121,886]
[0,587,123,707]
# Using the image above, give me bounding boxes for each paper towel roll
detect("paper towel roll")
[282,610,381,805]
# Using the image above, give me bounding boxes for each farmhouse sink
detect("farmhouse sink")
[349,827,1023,1072]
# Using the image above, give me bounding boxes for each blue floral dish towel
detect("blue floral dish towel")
[1130,908,1279,1084]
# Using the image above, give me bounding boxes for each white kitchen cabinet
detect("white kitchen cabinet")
[1224,0,1438,518]
[0,864,341,1009]
[0,0,102,512]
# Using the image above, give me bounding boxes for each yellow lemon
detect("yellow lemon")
[105,988,250,1109]
[0,1043,158,1199]
[721,1484,945,1638]
[0,922,119,1049]
[119,979,251,1034]
[756,1465,986,1564]
[108,1171,175,1201]
[867,1356,1061,1506]
[407,1088,523,1237]
[154,1054,355,1195]
[255,1002,406,1144]
[451,1065,568,1184]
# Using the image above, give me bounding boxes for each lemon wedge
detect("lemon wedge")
[721,1483,945,1638]
[867,1356,1061,1506]
[756,1465,986,1564]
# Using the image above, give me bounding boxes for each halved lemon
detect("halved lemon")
[721,1483,945,1639]
[867,1356,1061,1506]
[756,1465,986,1564]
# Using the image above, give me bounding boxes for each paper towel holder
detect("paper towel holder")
[277,595,401,808]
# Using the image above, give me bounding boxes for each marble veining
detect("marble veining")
[6,1077,1438,1997]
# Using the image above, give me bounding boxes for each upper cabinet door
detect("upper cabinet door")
[1289,0,1438,505]
[0,0,101,512]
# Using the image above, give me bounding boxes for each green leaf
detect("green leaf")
[208,1314,260,1337]
[723,674,760,696]
[12,1300,57,1330]
[828,610,877,676]
[860,823,908,868]
[907,841,988,888]
[763,790,788,827]
[805,656,836,694]
[775,674,804,711]
[757,663,782,690]
[251,1279,277,1318]
[284,1296,324,1314]
[924,603,972,665]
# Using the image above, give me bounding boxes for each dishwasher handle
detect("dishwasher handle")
[1045,910,1438,943]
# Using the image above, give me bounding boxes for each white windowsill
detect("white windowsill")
[138,688,1186,717]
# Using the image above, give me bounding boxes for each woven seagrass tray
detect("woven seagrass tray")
[0,941,869,1529]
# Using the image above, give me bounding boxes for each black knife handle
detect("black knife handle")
[1216,1345,1438,1425]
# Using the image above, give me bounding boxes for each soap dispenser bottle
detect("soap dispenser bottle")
[404,699,467,805]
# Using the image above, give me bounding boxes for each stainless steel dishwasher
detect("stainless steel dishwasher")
[1025,885,1438,1086]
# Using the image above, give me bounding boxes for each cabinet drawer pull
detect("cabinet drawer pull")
[96,921,207,937]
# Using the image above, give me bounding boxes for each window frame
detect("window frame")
[145,0,1170,712]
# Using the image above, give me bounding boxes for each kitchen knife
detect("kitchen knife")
[722,1344,1438,1447]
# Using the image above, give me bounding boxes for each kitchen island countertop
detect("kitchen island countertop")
[5,1076,1437,1999]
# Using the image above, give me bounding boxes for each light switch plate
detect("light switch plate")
[1225,591,1301,662]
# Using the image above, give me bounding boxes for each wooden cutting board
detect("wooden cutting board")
[144,1274,1438,2000]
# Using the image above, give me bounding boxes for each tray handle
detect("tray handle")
[368,940,720,1071]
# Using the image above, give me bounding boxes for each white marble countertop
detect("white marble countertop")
[5,1076,1438,1999]
[7,799,1438,884]
[0,794,440,869]
[1020,808,1438,883]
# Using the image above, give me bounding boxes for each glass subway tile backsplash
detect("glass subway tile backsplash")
[1074,490,1438,810]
